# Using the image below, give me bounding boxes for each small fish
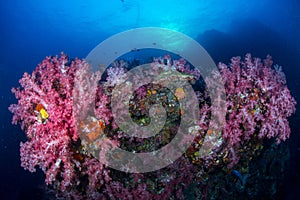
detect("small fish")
[35,103,49,123]
[232,170,243,182]
[232,170,249,189]
[39,109,49,120]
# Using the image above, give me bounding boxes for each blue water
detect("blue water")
[0,0,299,199]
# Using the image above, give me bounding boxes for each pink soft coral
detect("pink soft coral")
[9,52,297,198]
[218,54,296,146]
[9,53,88,190]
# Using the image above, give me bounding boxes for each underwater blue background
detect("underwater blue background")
[0,0,299,199]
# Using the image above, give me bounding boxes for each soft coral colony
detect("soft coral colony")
[9,52,296,199]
